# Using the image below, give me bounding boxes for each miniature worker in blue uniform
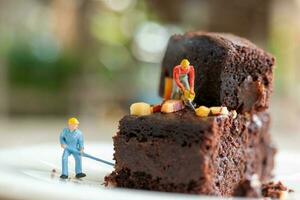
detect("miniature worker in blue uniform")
[59,117,86,179]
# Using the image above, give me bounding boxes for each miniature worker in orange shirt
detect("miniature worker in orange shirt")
[171,59,195,102]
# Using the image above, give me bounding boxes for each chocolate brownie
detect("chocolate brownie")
[105,109,275,196]
[159,32,275,113]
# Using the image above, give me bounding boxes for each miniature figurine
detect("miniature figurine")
[59,117,86,179]
[171,59,196,109]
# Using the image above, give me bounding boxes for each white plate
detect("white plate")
[0,142,298,200]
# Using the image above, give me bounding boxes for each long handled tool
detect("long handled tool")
[66,147,115,167]
[186,100,196,110]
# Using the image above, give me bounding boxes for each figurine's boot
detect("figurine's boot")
[76,173,86,178]
[60,174,68,179]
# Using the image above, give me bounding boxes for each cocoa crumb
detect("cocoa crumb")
[262,181,293,199]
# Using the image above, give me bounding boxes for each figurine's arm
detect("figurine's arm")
[173,67,185,91]
[78,133,84,153]
[60,129,67,148]
[188,66,195,93]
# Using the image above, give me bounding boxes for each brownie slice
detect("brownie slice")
[159,32,275,113]
[105,110,276,197]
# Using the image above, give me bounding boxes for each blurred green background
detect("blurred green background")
[0,0,299,149]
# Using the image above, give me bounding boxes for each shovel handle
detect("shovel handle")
[65,147,115,167]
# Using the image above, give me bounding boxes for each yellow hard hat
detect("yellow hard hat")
[180,59,190,68]
[68,117,79,125]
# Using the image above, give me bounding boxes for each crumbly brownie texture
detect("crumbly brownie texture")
[233,176,261,197]
[105,109,275,196]
[159,32,275,113]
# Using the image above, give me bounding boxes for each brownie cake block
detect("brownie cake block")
[105,110,275,196]
[159,32,275,113]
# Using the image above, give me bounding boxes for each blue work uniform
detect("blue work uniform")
[60,128,84,176]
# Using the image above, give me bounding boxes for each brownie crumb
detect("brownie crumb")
[262,181,293,199]
[50,168,57,179]
[288,189,294,193]
[104,172,117,187]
